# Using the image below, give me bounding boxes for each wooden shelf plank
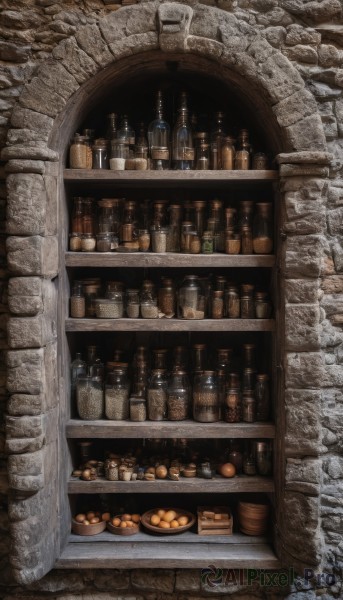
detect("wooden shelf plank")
[64,169,278,187]
[68,476,274,494]
[66,420,276,439]
[68,531,270,545]
[65,252,276,268]
[56,535,280,569]
[65,318,275,332]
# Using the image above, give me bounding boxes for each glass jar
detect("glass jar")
[126,288,140,319]
[255,292,272,318]
[117,114,135,147]
[82,198,95,234]
[180,222,195,253]
[95,298,124,319]
[228,372,241,389]
[77,376,104,420]
[211,290,224,319]
[225,285,240,318]
[96,233,112,252]
[228,447,243,474]
[172,92,194,170]
[138,229,150,252]
[70,134,91,169]
[70,283,85,318]
[253,203,273,254]
[178,275,205,319]
[106,112,117,140]
[158,280,176,318]
[147,369,168,420]
[70,352,87,402]
[173,346,189,371]
[241,225,253,254]
[225,207,237,230]
[83,284,100,318]
[240,294,255,319]
[224,387,241,423]
[255,441,272,475]
[110,141,128,170]
[243,368,256,391]
[195,140,210,170]
[225,230,241,255]
[148,90,170,170]
[242,391,256,422]
[167,204,182,253]
[202,231,214,254]
[81,233,96,252]
[151,227,168,253]
[192,344,207,374]
[140,301,159,319]
[105,369,130,420]
[255,374,270,421]
[167,370,191,420]
[121,200,137,243]
[243,445,257,476]
[69,232,82,252]
[243,343,256,369]
[92,138,109,169]
[221,136,235,170]
[190,233,201,254]
[234,129,250,170]
[253,152,268,170]
[130,396,147,422]
[140,280,156,303]
[71,197,84,234]
[210,111,226,169]
[193,200,206,238]
[193,371,219,422]
[98,199,120,235]
[239,200,254,228]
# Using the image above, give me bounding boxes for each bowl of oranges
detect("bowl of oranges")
[107,513,141,536]
[141,508,195,534]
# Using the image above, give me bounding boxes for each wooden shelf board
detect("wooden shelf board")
[65,318,275,332]
[66,420,276,439]
[65,252,276,268]
[64,169,278,188]
[68,476,274,494]
[56,532,280,569]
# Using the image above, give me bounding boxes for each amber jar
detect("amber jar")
[158,280,176,318]
[190,233,201,254]
[225,286,240,318]
[70,134,91,169]
[211,290,224,319]
[193,371,219,423]
[224,387,241,423]
[241,225,253,254]
[167,370,191,420]
[221,136,235,170]
[242,391,256,422]
[253,203,273,254]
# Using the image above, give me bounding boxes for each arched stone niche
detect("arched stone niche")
[3,1,330,585]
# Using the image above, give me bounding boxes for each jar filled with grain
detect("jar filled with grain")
[147,369,168,420]
[81,233,96,252]
[242,391,256,422]
[105,368,130,420]
[221,136,235,170]
[151,227,168,253]
[158,279,176,318]
[138,229,151,252]
[253,203,273,254]
[224,387,242,423]
[240,284,255,320]
[211,290,224,319]
[96,233,112,252]
[255,291,272,319]
[70,283,85,318]
[178,275,205,319]
[167,370,191,420]
[77,376,104,420]
[95,298,124,319]
[70,134,90,169]
[225,231,241,255]
[241,225,253,254]
[193,371,219,422]
[225,285,240,319]
[129,396,147,422]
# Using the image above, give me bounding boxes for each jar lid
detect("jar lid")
[257,373,269,380]
[98,199,120,207]
[202,231,213,237]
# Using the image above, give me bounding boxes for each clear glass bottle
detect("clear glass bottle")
[153,348,169,370]
[167,370,191,420]
[126,288,140,319]
[135,122,149,159]
[195,140,210,170]
[148,90,170,170]
[253,202,273,254]
[193,371,219,422]
[235,129,251,170]
[70,283,85,318]
[92,138,109,170]
[105,368,130,420]
[210,111,226,169]
[191,344,207,375]
[110,141,128,170]
[253,152,268,170]
[117,115,135,149]
[239,200,254,228]
[172,92,194,170]
[77,376,104,420]
[106,112,117,140]
[97,199,120,235]
[255,374,270,421]
[178,275,205,319]
[147,369,168,420]
[70,352,87,402]
[151,227,168,253]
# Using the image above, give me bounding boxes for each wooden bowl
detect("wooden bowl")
[141,508,196,535]
[107,516,140,536]
[72,519,106,536]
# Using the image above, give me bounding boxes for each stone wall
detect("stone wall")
[1,0,343,598]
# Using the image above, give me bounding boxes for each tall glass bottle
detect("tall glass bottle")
[148,90,170,170]
[117,115,135,155]
[71,352,87,403]
[172,92,194,170]
[235,129,251,170]
[211,111,226,170]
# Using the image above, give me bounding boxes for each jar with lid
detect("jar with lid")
[158,279,176,318]
[241,225,253,254]
[147,369,168,420]
[126,288,140,319]
[97,199,120,235]
[242,391,256,422]
[253,152,268,170]
[151,227,168,253]
[255,291,272,319]
[70,283,85,318]
[224,285,240,319]
[138,229,150,252]
[180,222,195,253]
[71,197,84,235]
[77,376,104,420]
[243,368,256,391]
[240,292,255,319]
[243,343,256,369]
[71,352,87,402]
[121,200,137,243]
[193,200,206,238]
[195,140,210,170]
[105,368,130,420]
[253,203,273,254]
[224,387,241,423]
[225,230,241,255]
[117,115,135,148]
[178,275,205,319]
[255,441,272,475]
[202,231,214,254]
[166,204,182,252]
[140,280,157,304]
[83,283,101,317]
[96,233,112,252]
[70,134,91,169]
[153,348,168,370]
[130,396,147,422]
[239,200,254,228]
[167,370,191,420]
[216,348,233,375]
[234,129,250,170]
[193,371,219,422]
[255,374,270,421]
[190,233,201,254]
[92,138,109,170]
[81,233,96,252]
[69,232,82,252]
[140,300,159,319]
[221,136,235,170]
[211,290,224,319]
[110,141,128,170]
[227,441,243,474]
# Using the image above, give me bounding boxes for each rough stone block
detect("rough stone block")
[7,348,44,394]
[284,194,326,235]
[187,36,224,60]
[109,32,158,59]
[285,280,319,304]
[2,144,58,162]
[6,416,43,440]
[323,365,343,387]
[281,176,328,196]
[191,4,240,43]
[131,569,175,593]
[10,107,53,135]
[322,276,343,294]
[5,160,45,174]
[285,114,327,152]
[285,352,325,388]
[8,479,57,522]
[285,235,323,278]
[75,24,113,67]
[8,276,43,316]
[92,570,130,592]
[280,164,329,178]
[8,450,44,477]
[28,569,85,593]
[6,173,47,236]
[6,235,58,277]
[20,63,78,118]
[327,208,343,235]
[6,436,46,454]
[273,89,317,128]
[9,531,58,582]
[284,44,318,64]
[8,314,56,348]
[277,151,331,165]
[286,458,321,495]
[281,492,321,566]
[280,0,341,23]
[175,570,201,592]
[285,389,321,456]
[7,394,43,416]
[285,305,320,350]
[285,23,321,46]
[52,37,98,85]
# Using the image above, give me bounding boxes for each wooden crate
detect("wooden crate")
[197,506,233,536]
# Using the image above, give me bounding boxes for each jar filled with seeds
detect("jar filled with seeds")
[126,288,140,318]
[178,275,205,319]
[130,396,147,421]
[242,391,256,422]
[95,298,124,319]
[151,227,168,253]
[211,290,224,319]
[105,368,130,420]
[253,203,273,254]
[81,233,96,252]
[141,301,159,319]
[147,369,168,420]
[69,232,82,252]
[158,279,176,318]
[225,285,240,318]
[70,134,90,169]
[224,387,241,423]
[96,233,112,252]
[138,229,151,252]
[241,225,253,254]
[225,231,241,255]
[77,376,104,420]
[70,283,85,318]
[193,371,219,422]
[167,370,191,420]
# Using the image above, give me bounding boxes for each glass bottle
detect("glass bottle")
[235,129,251,170]
[239,200,254,228]
[158,279,176,318]
[153,348,168,371]
[167,370,191,420]
[221,136,235,170]
[240,293,255,319]
[255,291,272,319]
[173,346,189,371]
[253,152,268,170]
[210,111,226,169]
[243,368,256,391]
[148,90,170,170]
[130,396,147,422]
[255,374,270,421]
[117,115,135,150]
[121,200,137,243]
[106,112,117,140]
[82,198,95,234]
[225,285,240,318]
[195,139,210,170]
[211,290,224,319]
[167,204,182,252]
[193,371,219,422]
[71,197,84,234]
[202,231,214,254]
[97,199,120,235]
[178,275,205,319]
[147,369,168,420]
[243,441,257,475]
[172,92,194,170]
[242,391,256,422]
[105,368,130,420]
[77,376,104,420]
[192,344,207,375]
[135,122,149,160]
[70,283,85,318]
[241,225,253,254]
[92,138,109,170]
[253,202,273,254]
[70,352,87,402]
[110,141,128,170]
[243,343,256,369]
[193,200,206,238]
[255,441,272,475]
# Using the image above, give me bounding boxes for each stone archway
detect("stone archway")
[3,1,330,584]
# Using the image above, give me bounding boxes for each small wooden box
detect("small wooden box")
[197,506,233,536]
